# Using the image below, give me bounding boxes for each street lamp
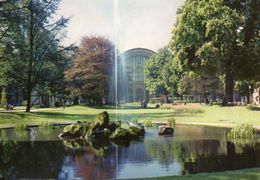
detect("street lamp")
[249,85,251,104]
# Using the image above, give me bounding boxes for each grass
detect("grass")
[0,104,260,178]
[133,168,260,180]
[171,104,260,129]
[0,103,259,129]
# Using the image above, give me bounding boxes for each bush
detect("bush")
[143,120,153,127]
[16,123,27,130]
[174,108,204,114]
[227,124,257,140]
[54,102,61,107]
[247,105,260,111]
[167,117,176,127]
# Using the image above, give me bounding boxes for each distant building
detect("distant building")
[118,48,155,102]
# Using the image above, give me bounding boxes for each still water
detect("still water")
[0,125,260,179]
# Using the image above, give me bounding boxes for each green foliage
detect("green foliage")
[144,47,181,97]
[167,117,176,127]
[0,0,71,112]
[39,122,52,129]
[64,36,114,105]
[144,47,167,96]
[143,120,153,127]
[173,108,204,115]
[0,88,6,108]
[227,124,257,140]
[15,123,27,130]
[170,0,259,101]
[178,72,223,99]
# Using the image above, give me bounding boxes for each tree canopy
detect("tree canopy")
[0,0,71,111]
[65,36,115,105]
[170,0,260,103]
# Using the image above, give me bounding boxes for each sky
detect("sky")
[56,0,185,52]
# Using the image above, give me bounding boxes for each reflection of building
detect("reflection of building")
[118,48,155,102]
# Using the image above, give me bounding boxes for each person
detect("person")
[7,104,14,110]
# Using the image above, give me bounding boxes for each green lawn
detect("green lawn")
[134,168,260,180]
[0,104,260,178]
[0,104,259,129]
[172,105,260,129]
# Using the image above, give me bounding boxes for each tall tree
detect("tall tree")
[65,36,115,105]
[0,0,69,111]
[178,72,223,103]
[170,0,249,103]
[144,47,183,100]
[144,47,171,98]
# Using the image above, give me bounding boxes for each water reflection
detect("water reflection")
[0,125,260,179]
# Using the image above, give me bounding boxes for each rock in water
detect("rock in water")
[59,123,83,139]
[85,111,110,139]
[96,111,109,128]
[158,125,174,135]
[109,127,134,141]
[129,126,145,137]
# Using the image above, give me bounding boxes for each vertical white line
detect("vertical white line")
[113,0,119,178]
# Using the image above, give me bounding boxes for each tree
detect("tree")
[0,0,70,111]
[0,88,6,108]
[178,72,223,103]
[144,47,171,98]
[163,56,183,97]
[65,36,115,105]
[170,0,256,103]
[144,47,184,101]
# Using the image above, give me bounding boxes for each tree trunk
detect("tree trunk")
[26,86,32,112]
[26,6,34,112]
[224,58,234,103]
[165,95,168,103]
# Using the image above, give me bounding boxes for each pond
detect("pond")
[0,125,260,179]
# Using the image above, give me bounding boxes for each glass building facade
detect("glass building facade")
[118,48,155,102]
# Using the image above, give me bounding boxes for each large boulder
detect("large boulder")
[158,125,174,135]
[129,126,145,137]
[63,139,83,149]
[85,122,102,138]
[96,111,109,128]
[59,123,83,139]
[107,121,120,132]
[109,127,134,141]
[85,112,118,139]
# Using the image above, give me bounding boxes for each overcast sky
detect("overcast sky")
[56,0,185,52]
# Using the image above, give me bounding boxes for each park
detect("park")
[0,0,259,179]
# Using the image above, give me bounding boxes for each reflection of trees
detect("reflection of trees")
[74,145,116,180]
[0,140,65,179]
[228,138,257,149]
[61,139,117,180]
[0,127,61,141]
[145,137,184,167]
[182,141,260,174]
[0,140,17,179]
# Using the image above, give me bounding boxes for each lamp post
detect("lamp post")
[249,85,251,104]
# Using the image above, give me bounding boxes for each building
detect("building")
[118,48,155,102]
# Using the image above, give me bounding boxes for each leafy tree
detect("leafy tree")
[163,56,183,97]
[0,0,70,111]
[144,47,184,101]
[178,72,223,103]
[170,0,259,103]
[65,36,115,105]
[144,47,171,98]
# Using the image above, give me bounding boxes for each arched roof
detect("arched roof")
[121,48,155,57]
